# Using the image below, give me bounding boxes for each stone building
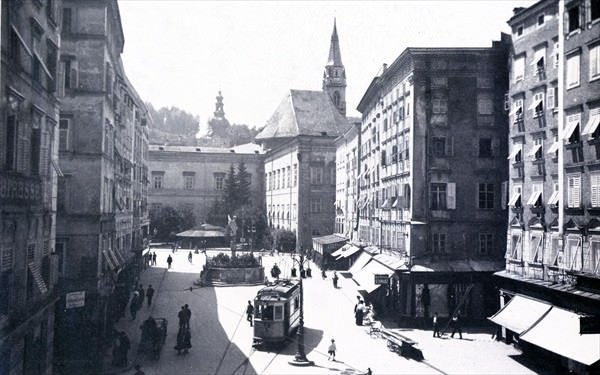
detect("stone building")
[146,143,265,226]
[0,1,62,373]
[353,38,511,323]
[491,1,600,373]
[52,0,151,372]
[256,21,351,262]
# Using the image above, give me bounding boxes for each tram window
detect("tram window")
[259,304,273,320]
[293,296,299,311]
[274,305,284,321]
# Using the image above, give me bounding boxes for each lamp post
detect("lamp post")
[288,246,314,366]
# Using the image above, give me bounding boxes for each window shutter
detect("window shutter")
[592,174,600,207]
[69,60,78,89]
[491,138,499,157]
[447,182,456,209]
[58,61,65,97]
[501,181,508,208]
[446,137,454,156]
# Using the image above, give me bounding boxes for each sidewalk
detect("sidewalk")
[101,264,169,375]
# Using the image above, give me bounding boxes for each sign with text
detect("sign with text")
[66,291,86,309]
[374,274,389,285]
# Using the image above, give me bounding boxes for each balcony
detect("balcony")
[0,172,43,206]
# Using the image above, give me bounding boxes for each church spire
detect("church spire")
[213,90,225,119]
[323,18,346,116]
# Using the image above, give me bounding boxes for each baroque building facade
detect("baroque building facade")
[1,1,62,373]
[348,38,511,323]
[492,1,600,373]
[52,0,151,372]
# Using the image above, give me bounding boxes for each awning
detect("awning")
[380,198,391,210]
[527,144,542,157]
[348,252,371,275]
[176,229,225,238]
[391,197,400,208]
[11,24,33,56]
[548,190,560,205]
[581,115,600,136]
[353,259,395,294]
[527,191,542,206]
[520,307,600,366]
[530,55,544,66]
[488,295,551,335]
[563,121,580,141]
[547,141,559,154]
[52,159,64,177]
[34,50,54,79]
[28,262,48,294]
[507,145,522,160]
[335,244,361,259]
[508,192,521,207]
[528,99,543,111]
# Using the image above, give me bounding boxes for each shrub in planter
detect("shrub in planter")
[207,252,259,268]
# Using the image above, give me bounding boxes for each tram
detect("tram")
[252,279,301,349]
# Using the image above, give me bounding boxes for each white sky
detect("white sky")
[118,0,536,130]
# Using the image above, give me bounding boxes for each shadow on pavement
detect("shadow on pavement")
[275,326,324,358]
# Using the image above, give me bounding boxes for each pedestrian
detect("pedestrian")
[327,339,336,361]
[152,252,157,266]
[183,304,191,329]
[167,254,173,269]
[175,327,192,354]
[118,331,130,367]
[146,284,155,307]
[246,300,254,326]
[130,291,139,320]
[188,251,193,263]
[432,312,441,338]
[355,299,364,325]
[332,271,339,288]
[365,368,372,375]
[138,284,145,306]
[178,306,186,329]
[450,313,463,339]
[134,364,145,375]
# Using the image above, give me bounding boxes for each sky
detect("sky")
[118,0,536,132]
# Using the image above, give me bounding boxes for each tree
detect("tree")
[222,164,237,215]
[235,161,251,207]
[149,205,196,242]
[271,229,296,252]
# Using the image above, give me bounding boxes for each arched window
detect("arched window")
[333,91,340,106]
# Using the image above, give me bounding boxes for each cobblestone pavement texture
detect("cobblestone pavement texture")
[102,249,549,375]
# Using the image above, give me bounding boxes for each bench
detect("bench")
[381,329,423,361]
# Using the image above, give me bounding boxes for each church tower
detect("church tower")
[322,19,346,116]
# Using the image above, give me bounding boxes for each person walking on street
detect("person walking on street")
[188,251,193,263]
[167,254,173,269]
[118,331,130,368]
[321,268,327,279]
[152,252,157,266]
[355,299,365,325]
[138,284,145,306]
[432,312,441,338]
[327,339,337,361]
[183,304,191,329]
[450,313,463,339]
[246,301,254,326]
[178,306,186,329]
[146,285,155,307]
[134,364,145,375]
[130,291,139,320]
[332,272,339,288]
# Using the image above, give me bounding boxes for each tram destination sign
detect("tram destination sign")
[374,274,389,285]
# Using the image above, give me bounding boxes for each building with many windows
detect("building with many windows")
[0,0,62,373]
[492,1,600,373]
[351,37,511,323]
[52,1,151,372]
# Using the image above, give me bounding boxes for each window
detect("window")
[509,234,522,260]
[554,42,560,68]
[152,172,164,189]
[590,44,600,80]
[516,25,524,38]
[532,138,544,160]
[568,6,580,32]
[293,164,298,186]
[62,8,72,32]
[30,112,42,175]
[532,47,546,74]
[532,91,544,117]
[592,174,600,208]
[183,172,195,190]
[593,0,600,21]
[513,98,524,123]
[568,174,581,208]
[432,137,446,157]
[478,183,494,209]
[310,199,322,213]
[530,235,543,263]
[214,173,225,190]
[479,138,493,158]
[310,166,323,184]
[565,112,581,143]
[59,117,70,151]
[430,183,447,210]
[432,97,447,114]
[513,56,525,82]
[537,14,545,26]
[431,77,447,87]
[567,54,580,88]
[431,233,446,253]
[151,203,161,211]
[587,241,600,274]
[286,166,291,187]
[478,94,494,115]
[479,234,493,255]
[547,85,558,110]
[46,41,58,93]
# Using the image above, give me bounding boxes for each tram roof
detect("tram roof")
[255,279,299,300]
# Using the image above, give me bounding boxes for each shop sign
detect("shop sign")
[66,291,86,309]
[374,274,389,285]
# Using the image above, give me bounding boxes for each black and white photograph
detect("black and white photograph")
[1,0,599,374]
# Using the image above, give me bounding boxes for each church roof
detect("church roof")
[256,89,351,140]
[327,19,343,66]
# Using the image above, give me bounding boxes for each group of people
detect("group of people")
[432,312,463,339]
[175,304,192,354]
[353,297,375,326]
[147,251,157,267]
[140,316,164,359]
[130,284,155,320]
[111,331,131,368]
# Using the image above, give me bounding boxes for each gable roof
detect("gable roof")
[256,90,350,140]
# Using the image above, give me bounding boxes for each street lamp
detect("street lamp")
[288,246,314,367]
